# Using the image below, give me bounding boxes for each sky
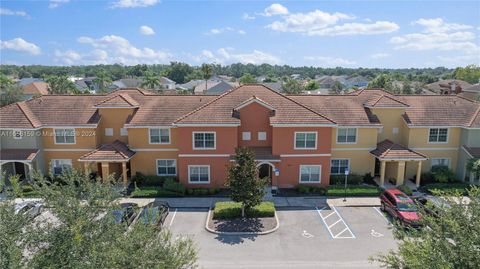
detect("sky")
[1,0,479,68]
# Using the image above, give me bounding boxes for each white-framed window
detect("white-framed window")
[51,159,72,175]
[156,159,176,176]
[299,165,321,183]
[429,128,448,143]
[120,128,128,136]
[337,128,357,143]
[331,159,350,175]
[242,132,251,141]
[193,132,215,149]
[295,132,317,149]
[392,127,399,134]
[431,158,451,168]
[54,128,75,144]
[149,128,170,144]
[13,130,22,140]
[105,128,113,136]
[258,132,267,141]
[188,165,210,183]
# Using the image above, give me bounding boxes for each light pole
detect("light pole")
[343,169,349,202]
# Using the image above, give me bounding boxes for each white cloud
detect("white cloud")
[391,19,479,54]
[262,3,289,17]
[139,25,155,35]
[76,35,171,65]
[242,12,255,20]
[49,0,70,9]
[371,53,390,59]
[54,49,109,65]
[0,8,27,16]
[112,0,159,8]
[0,38,41,55]
[267,9,399,36]
[413,18,472,33]
[304,56,356,67]
[207,27,245,35]
[237,30,246,35]
[437,54,480,65]
[192,48,281,65]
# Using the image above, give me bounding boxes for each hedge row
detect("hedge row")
[213,201,275,219]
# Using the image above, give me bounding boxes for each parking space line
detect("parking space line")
[328,219,342,229]
[169,208,177,227]
[323,211,336,219]
[373,207,390,224]
[332,206,356,239]
[334,228,349,238]
[316,207,334,239]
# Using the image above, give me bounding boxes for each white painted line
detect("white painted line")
[328,219,342,229]
[169,208,177,227]
[323,211,336,220]
[373,207,390,224]
[334,228,349,238]
[316,207,335,239]
[332,206,356,239]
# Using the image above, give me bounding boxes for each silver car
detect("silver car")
[15,201,43,219]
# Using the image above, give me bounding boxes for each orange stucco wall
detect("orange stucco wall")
[42,128,98,149]
[177,156,230,188]
[277,156,331,188]
[177,126,238,154]
[97,108,135,144]
[127,128,179,149]
[237,102,273,147]
[271,127,332,155]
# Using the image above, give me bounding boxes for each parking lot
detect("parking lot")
[164,204,397,269]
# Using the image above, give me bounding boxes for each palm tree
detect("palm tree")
[93,70,112,93]
[201,63,213,92]
[141,71,161,89]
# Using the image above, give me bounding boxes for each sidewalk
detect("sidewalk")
[327,197,380,207]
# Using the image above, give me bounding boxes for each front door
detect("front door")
[258,163,272,185]
[374,158,380,176]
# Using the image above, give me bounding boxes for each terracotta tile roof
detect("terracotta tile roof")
[94,93,139,108]
[364,94,409,108]
[463,146,480,158]
[176,84,335,125]
[370,140,427,160]
[23,82,49,95]
[79,140,135,161]
[0,149,39,161]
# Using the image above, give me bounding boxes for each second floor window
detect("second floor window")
[295,132,317,149]
[429,128,448,143]
[54,129,75,144]
[193,132,215,149]
[150,128,170,144]
[337,128,357,143]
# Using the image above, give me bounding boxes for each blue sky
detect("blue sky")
[1,0,479,68]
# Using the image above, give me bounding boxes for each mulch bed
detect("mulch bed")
[207,211,277,233]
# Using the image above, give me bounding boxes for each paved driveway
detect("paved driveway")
[165,205,397,269]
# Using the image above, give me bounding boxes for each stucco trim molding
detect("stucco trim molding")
[130,148,179,152]
[178,154,230,157]
[44,148,95,152]
[280,154,331,157]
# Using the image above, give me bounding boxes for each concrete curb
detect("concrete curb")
[204,208,280,236]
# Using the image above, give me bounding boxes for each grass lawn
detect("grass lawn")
[130,187,183,198]
[326,185,381,197]
[213,201,275,219]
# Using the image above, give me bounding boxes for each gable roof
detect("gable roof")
[370,140,427,160]
[94,93,139,108]
[79,140,135,161]
[176,84,335,126]
[23,82,49,95]
[364,94,409,108]
[235,96,276,111]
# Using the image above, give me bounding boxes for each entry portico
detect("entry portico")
[371,140,427,187]
[0,149,39,180]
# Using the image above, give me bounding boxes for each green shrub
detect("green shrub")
[208,188,218,195]
[397,184,413,196]
[163,178,185,194]
[363,173,375,185]
[421,172,435,185]
[297,185,311,193]
[431,166,458,183]
[213,201,275,219]
[423,183,472,195]
[330,174,363,185]
[327,185,381,197]
[132,173,171,186]
[130,187,182,198]
[309,186,326,195]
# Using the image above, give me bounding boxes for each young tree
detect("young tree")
[454,64,480,84]
[282,78,303,94]
[0,75,22,107]
[372,188,480,269]
[402,81,413,94]
[141,71,161,89]
[0,171,197,268]
[304,80,320,92]
[45,75,77,94]
[93,69,113,93]
[239,73,257,84]
[201,63,213,91]
[226,148,267,217]
[166,62,193,84]
[329,81,344,94]
[466,158,480,179]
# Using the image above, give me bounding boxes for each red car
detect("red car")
[380,189,421,227]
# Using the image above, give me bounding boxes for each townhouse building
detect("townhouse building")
[1,85,479,189]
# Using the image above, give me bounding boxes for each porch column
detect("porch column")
[27,163,33,181]
[416,161,422,187]
[83,162,90,174]
[379,160,386,187]
[396,161,406,186]
[122,162,128,186]
[101,162,109,182]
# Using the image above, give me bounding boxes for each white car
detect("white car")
[15,201,43,219]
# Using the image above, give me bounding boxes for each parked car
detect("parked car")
[14,201,43,220]
[414,195,451,218]
[112,202,139,226]
[380,189,421,227]
[136,201,170,230]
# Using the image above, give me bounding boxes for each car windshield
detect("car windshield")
[398,202,418,212]
[139,207,159,224]
[112,210,125,224]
